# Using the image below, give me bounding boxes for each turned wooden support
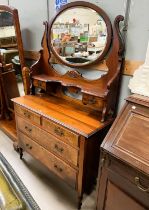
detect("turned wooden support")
[22,67,30,95]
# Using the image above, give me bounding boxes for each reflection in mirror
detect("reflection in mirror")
[51,7,107,66]
[0,10,24,100]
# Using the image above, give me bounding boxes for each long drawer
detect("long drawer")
[18,132,77,189]
[15,104,41,125]
[16,116,79,166]
[42,117,79,147]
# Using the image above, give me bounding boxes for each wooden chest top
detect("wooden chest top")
[12,95,112,137]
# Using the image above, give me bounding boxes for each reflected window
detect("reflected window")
[51,7,107,66]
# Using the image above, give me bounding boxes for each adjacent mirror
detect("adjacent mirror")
[0,5,25,140]
[0,6,25,116]
[48,2,112,67]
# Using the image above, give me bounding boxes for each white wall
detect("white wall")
[0,0,8,5]
[8,0,48,50]
[125,0,149,60]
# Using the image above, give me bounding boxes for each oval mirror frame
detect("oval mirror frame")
[48,1,112,68]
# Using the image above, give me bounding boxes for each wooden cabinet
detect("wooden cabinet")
[96,94,149,210]
[13,95,112,209]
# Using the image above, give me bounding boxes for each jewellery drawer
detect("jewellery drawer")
[19,133,77,189]
[42,117,79,147]
[17,117,79,166]
[109,157,149,194]
[33,79,46,90]
[15,104,41,125]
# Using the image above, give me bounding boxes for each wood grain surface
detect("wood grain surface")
[12,95,112,137]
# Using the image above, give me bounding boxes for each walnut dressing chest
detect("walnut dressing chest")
[12,95,112,209]
[12,1,125,209]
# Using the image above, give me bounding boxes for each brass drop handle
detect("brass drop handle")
[38,81,43,87]
[25,143,32,150]
[88,97,96,104]
[54,127,64,137]
[54,164,63,173]
[135,177,149,193]
[24,112,31,119]
[54,144,64,153]
[25,126,32,133]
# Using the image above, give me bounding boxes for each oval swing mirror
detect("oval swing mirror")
[48,2,112,67]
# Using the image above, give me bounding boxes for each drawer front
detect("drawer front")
[109,157,149,194]
[33,79,46,90]
[15,105,41,125]
[17,117,79,166]
[42,117,79,147]
[18,133,77,188]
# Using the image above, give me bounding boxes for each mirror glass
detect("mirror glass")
[51,7,107,66]
[0,10,24,109]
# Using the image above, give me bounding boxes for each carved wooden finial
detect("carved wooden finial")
[114,15,125,56]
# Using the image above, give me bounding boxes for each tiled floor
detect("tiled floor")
[0,131,96,210]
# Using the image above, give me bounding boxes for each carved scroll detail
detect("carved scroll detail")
[65,70,82,79]
[114,15,125,56]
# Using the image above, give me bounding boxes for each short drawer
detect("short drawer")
[18,133,77,189]
[42,117,79,147]
[17,117,79,166]
[33,79,46,90]
[15,104,41,125]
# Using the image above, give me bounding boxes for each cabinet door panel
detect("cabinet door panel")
[97,165,149,210]
[104,181,146,210]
